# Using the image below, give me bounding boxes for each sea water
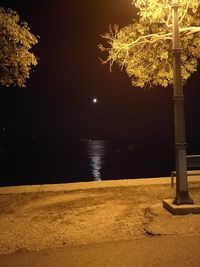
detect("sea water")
[0,135,174,186]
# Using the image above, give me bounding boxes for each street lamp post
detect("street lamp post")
[171,0,193,204]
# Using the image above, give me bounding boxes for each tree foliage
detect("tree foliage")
[99,0,200,88]
[0,7,38,87]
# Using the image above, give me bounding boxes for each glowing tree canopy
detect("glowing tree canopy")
[0,8,38,87]
[99,0,200,88]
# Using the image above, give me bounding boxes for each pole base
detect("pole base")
[163,199,200,215]
[173,191,194,205]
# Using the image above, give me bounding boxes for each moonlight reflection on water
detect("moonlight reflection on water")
[87,140,106,181]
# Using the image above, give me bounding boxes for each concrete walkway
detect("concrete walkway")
[0,235,200,267]
[0,177,200,267]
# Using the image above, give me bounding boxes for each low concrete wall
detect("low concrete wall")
[0,176,200,194]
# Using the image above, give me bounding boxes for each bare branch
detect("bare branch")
[180,26,200,36]
[162,9,172,28]
[179,0,192,25]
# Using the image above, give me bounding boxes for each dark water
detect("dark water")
[0,135,175,186]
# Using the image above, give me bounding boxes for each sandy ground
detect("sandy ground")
[0,181,200,256]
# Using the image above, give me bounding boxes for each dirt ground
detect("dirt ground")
[0,182,200,255]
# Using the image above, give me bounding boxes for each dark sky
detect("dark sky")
[1,0,200,142]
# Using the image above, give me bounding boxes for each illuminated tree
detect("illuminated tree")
[99,0,200,88]
[0,8,38,87]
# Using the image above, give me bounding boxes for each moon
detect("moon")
[92,98,98,103]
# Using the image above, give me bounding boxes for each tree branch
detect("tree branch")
[180,26,200,36]
[100,25,200,70]
[179,0,192,25]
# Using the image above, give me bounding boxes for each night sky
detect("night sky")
[1,0,200,144]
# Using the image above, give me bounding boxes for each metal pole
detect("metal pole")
[171,0,193,204]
